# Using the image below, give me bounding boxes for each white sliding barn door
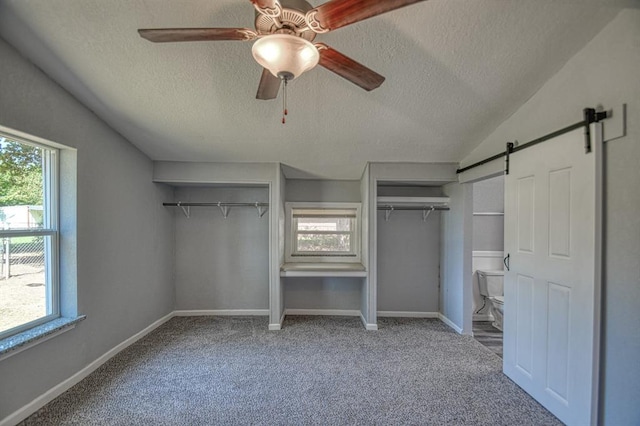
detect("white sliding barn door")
[503,126,601,425]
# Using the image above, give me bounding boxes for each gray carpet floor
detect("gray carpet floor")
[22,316,561,425]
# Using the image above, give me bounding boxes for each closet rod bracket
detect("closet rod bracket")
[384,206,393,222]
[423,206,435,222]
[255,202,268,218]
[218,202,230,219]
[176,202,190,219]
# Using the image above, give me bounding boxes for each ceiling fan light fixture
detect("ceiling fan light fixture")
[252,34,319,80]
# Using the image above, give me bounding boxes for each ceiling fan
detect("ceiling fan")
[138,0,426,101]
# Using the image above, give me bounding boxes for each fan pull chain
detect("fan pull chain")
[282,78,288,124]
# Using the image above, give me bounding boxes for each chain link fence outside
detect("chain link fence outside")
[1,236,45,279]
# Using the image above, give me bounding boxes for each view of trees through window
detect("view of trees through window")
[0,137,47,334]
[295,217,352,253]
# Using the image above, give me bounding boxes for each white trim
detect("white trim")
[269,310,286,330]
[280,270,366,278]
[173,309,269,317]
[472,250,504,258]
[0,125,74,151]
[284,309,361,317]
[0,312,174,426]
[376,196,450,207]
[284,202,362,264]
[360,312,378,330]
[438,313,463,334]
[377,311,439,318]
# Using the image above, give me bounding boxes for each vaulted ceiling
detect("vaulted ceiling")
[0,1,627,178]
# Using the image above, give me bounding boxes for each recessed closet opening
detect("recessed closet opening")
[171,184,270,313]
[282,179,364,318]
[376,182,448,318]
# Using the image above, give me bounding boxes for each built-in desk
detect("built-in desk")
[280,263,367,277]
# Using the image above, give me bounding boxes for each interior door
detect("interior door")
[503,125,602,425]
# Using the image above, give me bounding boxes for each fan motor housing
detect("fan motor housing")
[255,0,317,42]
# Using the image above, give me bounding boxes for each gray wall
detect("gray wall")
[285,179,361,202]
[283,179,363,311]
[472,175,504,251]
[283,278,362,311]
[376,210,441,313]
[0,38,174,420]
[460,9,640,424]
[440,181,473,334]
[174,187,269,310]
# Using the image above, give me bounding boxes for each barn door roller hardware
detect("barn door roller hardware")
[456,107,608,175]
[163,202,269,219]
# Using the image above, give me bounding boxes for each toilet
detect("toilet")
[477,270,504,331]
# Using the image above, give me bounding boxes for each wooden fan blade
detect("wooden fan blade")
[250,0,282,17]
[316,44,385,91]
[307,0,426,33]
[138,28,257,43]
[256,68,281,100]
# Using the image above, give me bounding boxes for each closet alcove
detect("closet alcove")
[168,184,271,313]
[281,179,365,316]
[376,183,449,317]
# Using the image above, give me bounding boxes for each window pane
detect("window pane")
[297,217,352,232]
[0,235,48,333]
[1,136,54,337]
[0,138,45,230]
[296,234,351,252]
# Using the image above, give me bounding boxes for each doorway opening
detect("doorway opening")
[470,174,504,358]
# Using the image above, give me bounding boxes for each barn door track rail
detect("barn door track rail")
[163,201,269,219]
[456,107,608,175]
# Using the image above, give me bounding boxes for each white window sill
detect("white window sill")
[280,263,366,277]
[0,316,86,361]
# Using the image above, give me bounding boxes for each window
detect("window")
[285,203,360,263]
[0,134,59,339]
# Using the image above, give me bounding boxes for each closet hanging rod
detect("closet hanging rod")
[377,206,449,211]
[163,202,269,219]
[378,205,449,222]
[163,202,268,207]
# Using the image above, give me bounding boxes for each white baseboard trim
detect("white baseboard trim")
[284,309,361,317]
[438,313,463,334]
[473,314,494,322]
[358,313,378,330]
[268,311,286,331]
[173,309,269,317]
[377,311,439,318]
[0,312,174,426]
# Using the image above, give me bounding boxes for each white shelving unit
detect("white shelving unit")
[377,196,450,207]
[377,196,450,221]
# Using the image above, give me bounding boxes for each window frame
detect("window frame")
[0,132,60,340]
[285,202,361,264]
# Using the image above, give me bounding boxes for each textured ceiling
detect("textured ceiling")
[0,0,627,179]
